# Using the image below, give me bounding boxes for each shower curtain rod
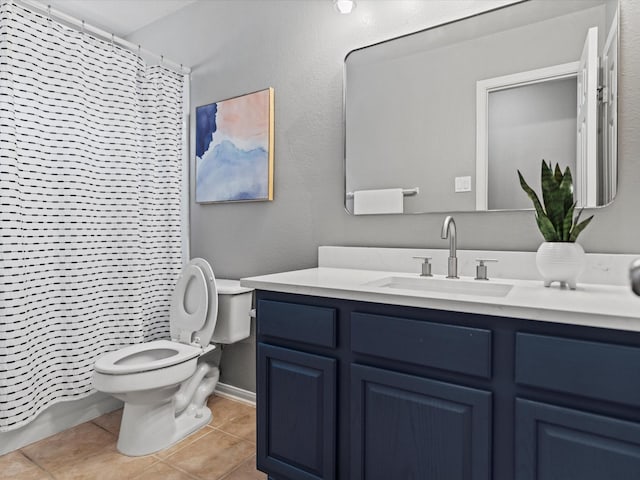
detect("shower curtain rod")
[15,0,191,74]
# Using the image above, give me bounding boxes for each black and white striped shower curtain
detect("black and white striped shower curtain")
[0,0,185,431]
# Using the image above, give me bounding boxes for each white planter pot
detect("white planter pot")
[536,242,586,290]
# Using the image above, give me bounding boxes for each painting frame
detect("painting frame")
[195,87,274,204]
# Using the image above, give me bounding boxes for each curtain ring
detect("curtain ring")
[161,54,164,65]
[47,5,51,21]
[81,20,85,35]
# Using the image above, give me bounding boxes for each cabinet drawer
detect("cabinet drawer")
[351,312,492,378]
[258,300,336,348]
[516,332,640,407]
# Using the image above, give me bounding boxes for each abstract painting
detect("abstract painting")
[195,88,274,203]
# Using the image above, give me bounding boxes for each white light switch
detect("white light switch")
[455,176,472,193]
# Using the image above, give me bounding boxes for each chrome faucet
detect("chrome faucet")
[441,216,458,278]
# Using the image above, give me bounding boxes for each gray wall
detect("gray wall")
[129,0,640,392]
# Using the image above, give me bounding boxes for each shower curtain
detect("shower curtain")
[0,0,185,431]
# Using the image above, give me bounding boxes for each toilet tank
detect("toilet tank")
[213,279,253,344]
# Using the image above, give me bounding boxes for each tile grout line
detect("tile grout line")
[90,420,118,437]
[133,458,202,480]
[209,424,256,445]
[17,448,53,477]
[216,451,258,480]
[157,440,254,480]
[158,425,256,480]
[157,427,217,462]
[15,448,57,480]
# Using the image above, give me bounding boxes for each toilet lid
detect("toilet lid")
[170,263,208,344]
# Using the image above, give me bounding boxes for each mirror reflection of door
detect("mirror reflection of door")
[478,19,617,211]
[602,11,618,204]
[476,62,580,210]
[576,26,598,208]
[487,76,578,211]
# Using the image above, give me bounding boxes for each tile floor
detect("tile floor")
[0,396,267,480]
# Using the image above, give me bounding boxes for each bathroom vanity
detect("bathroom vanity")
[242,247,640,480]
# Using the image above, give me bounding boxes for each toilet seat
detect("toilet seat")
[94,340,202,375]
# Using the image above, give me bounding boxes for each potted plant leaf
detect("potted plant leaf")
[518,160,593,289]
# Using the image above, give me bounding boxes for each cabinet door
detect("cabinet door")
[257,343,337,480]
[516,399,640,480]
[351,364,492,480]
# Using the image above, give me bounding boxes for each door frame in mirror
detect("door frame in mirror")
[475,61,580,210]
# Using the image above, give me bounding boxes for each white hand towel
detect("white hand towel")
[353,188,404,215]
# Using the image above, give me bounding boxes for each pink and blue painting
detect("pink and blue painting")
[195,88,274,203]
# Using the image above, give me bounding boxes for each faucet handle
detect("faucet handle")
[412,256,433,277]
[475,258,497,280]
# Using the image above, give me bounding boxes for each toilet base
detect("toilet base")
[117,399,212,456]
[114,361,220,456]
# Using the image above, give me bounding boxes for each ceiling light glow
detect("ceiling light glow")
[334,0,356,14]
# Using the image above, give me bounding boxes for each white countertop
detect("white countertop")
[241,266,640,332]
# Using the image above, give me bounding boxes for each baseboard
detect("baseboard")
[0,392,123,455]
[214,382,256,406]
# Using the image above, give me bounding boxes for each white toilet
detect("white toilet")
[92,258,253,456]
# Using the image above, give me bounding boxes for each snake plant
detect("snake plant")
[518,160,593,242]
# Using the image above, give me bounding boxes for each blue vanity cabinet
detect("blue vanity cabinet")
[254,290,640,480]
[256,299,338,480]
[256,293,496,479]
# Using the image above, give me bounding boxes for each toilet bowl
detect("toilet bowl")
[92,258,253,456]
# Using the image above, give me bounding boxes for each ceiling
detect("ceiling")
[46,0,198,37]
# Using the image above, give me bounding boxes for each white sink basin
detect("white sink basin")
[365,276,513,298]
